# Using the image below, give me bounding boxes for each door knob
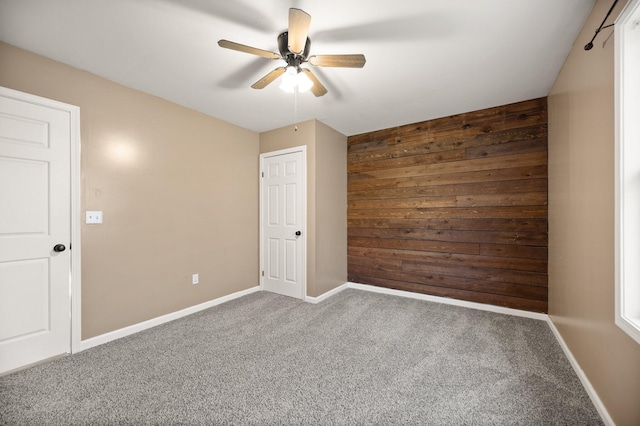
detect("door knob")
[53,244,66,252]
[295,231,301,236]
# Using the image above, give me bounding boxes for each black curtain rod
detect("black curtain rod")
[585,0,620,50]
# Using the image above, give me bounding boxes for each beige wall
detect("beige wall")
[315,121,347,296]
[259,120,347,297]
[0,42,260,339]
[548,0,640,424]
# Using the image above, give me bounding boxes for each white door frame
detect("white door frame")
[259,145,307,301]
[0,86,82,355]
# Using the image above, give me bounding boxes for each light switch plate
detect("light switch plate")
[86,211,103,224]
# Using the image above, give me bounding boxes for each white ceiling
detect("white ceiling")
[0,0,595,136]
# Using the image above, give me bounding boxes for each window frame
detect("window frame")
[615,0,640,345]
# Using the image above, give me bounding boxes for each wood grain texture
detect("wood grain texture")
[347,97,548,312]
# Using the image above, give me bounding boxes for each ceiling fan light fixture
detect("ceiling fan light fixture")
[279,65,314,93]
[279,66,298,93]
[219,8,363,97]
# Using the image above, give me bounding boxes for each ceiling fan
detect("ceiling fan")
[218,8,366,97]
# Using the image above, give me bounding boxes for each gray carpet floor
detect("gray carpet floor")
[1,288,602,425]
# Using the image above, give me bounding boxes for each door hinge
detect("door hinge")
[261,172,264,178]
[261,270,264,276]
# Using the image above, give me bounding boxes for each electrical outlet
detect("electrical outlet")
[192,274,199,285]
[86,211,103,224]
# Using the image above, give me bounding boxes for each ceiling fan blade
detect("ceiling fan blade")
[308,54,366,68]
[218,40,280,60]
[251,67,286,89]
[288,8,311,54]
[302,69,328,97]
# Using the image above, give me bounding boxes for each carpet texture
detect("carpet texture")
[0,289,602,425]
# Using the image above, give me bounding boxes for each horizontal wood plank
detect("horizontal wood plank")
[479,243,548,260]
[348,165,547,191]
[348,227,548,246]
[347,206,548,220]
[348,236,480,255]
[465,137,547,160]
[347,255,404,271]
[348,191,547,210]
[348,218,548,232]
[348,196,458,210]
[348,246,547,273]
[349,151,547,181]
[348,148,466,173]
[454,192,547,208]
[401,261,547,287]
[348,179,548,200]
[348,126,547,164]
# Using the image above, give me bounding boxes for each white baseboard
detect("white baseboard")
[345,282,548,320]
[546,318,614,426]
[305,282,349,304]
[76,286,260,353]
[306,281,547,321]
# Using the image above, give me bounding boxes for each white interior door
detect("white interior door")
[261,149,305,299]
[0,89,72,374]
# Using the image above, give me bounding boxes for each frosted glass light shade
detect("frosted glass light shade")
[279,66,298,93]
[279,66,314,93]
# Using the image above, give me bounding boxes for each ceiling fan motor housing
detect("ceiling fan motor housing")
[278,32,311,63]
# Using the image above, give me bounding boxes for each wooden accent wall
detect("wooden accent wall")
[347,98,548,312]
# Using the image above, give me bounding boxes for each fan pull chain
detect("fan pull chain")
[294,86,298,132]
